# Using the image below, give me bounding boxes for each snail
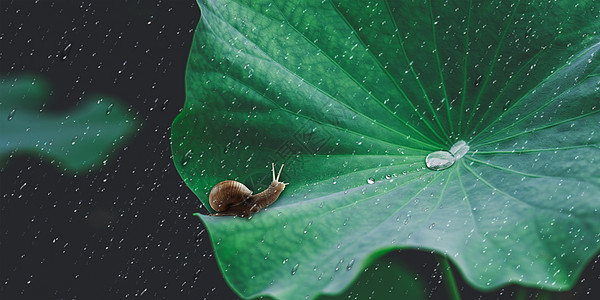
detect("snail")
[209,163,288,218]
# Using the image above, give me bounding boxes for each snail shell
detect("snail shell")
[209,180,252,212]
[208,163,288,218]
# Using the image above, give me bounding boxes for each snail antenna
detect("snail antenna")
[271,163,276,182]
[276,164,284,181]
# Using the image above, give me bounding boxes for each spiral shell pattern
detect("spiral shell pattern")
[209,180,253,212]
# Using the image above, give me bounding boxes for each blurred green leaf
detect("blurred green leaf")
[318,253,426,300]
[1,75,139,172]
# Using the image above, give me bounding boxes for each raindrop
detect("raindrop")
[346,259,355,271]
[449,140,469,158]
[291,263,299,275]
[425,151,455,170]
[367,177,375,184]
[474,75,482,87]
[7,109,16,121]
[58,43,72,61]
[429,223,435,230]
[71,136,78,145]
[181,149,192,166]
[105,103,114,115]
[161,99,169,110]
[334,258,344,272]
[426,140,469,171]
[303,221,313,234]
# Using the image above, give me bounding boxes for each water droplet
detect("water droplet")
[71,136,78,145]
[425,151,455,170]
[429,223,435,230]
[161,99,169,110]
[303,221,313,234]
[334,259,344,272]
[474,75,482,87]
[449,140,469,158]
[291,263,299,275]
[426,140,469,171]
[59,43,72,61]
[367,177,375,184]
[105,103,114,115]
[7,109,16,121]
[181,149,192,166]
[346,259,355,271]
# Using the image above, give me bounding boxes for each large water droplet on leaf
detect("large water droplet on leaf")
[425,151,455,170]
[449,140,469,159]
[425,140,469,171]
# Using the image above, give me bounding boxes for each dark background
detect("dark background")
[1,1,598,299]
[0,1,239,298]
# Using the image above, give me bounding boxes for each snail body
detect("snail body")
[209,163,288,218]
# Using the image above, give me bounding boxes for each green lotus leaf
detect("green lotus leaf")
[318,252,425,300]
[1,75,139,172]
[172,0,600,298]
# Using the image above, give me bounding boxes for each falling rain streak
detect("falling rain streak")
[7,109,16,121]
[291,263,299,275]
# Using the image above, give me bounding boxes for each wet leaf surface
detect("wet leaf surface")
[172,0,600,298]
